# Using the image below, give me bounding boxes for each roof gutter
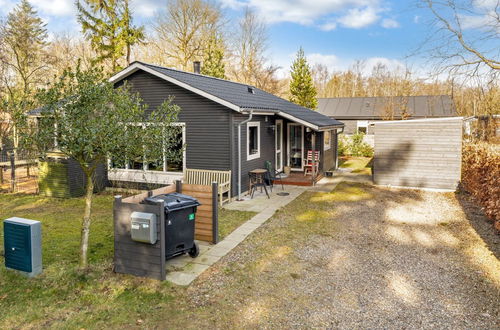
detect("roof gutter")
[237,110,253,201]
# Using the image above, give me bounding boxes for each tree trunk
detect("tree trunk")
[79,172,94,269]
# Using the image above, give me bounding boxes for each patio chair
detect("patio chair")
[264,161,284,191]
[303,150,320,176]
[248,171,269,199]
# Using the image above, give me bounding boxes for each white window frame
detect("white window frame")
[247,121,261,161]
[357,120,369,134]
[108,122,186,174]
[324,130,331,150]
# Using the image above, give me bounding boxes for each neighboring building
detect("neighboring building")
[104,62,344,196]
[317,95,456,145]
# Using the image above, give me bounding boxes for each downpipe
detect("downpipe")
[237,110,253,201]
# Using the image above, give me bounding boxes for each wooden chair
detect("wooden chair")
[184,169,231,206]
[303,150,320,176]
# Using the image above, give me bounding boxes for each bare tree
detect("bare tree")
[154,0,224,71]
[230,7,281,93]
[312,63,331,98]
[418,0,500,75]
[46,33,95,79]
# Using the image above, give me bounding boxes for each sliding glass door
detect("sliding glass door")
[275,120,283,172]
[287,123,303,170]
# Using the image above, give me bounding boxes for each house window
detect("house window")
[357,121,368,134]
[110,123,185,173]
[247,121,260,160]
[324,131,331,150]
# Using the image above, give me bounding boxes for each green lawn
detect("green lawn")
[339,156,373,175]
[219,208,257,240]
[0,193,254,328]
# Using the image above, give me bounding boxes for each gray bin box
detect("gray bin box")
[3,217,42,277]
[130,212,157,244]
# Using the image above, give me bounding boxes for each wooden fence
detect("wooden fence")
[113,181,219,280]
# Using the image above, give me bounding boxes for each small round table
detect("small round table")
[249,168,269,199]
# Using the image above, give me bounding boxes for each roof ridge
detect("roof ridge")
[134,61,258,89]
[318,95,450,100]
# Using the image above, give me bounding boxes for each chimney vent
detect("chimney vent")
[193,61,201,74]
[247,86,255,94]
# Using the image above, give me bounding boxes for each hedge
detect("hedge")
[461,142,500,229]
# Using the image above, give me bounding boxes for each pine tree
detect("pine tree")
[1,0,48,98]
[289,47,317,109]
[201,33,225,79]
[76,0,144,73]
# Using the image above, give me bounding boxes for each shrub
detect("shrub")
[461,142,500,227]
[340,132,374,157]
[338,134,349,156]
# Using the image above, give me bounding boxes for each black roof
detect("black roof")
[124,62,343,129]
[317,95,456,120]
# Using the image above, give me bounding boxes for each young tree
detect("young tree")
[0,0,50,99]
[201,33,226,78]
[77,0,144,73]
[23,64,181,269]
[154,0,223,71]
[289,47,317,109]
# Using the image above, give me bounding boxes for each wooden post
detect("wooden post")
[311,132,316,186]
[157,199,166,281]
[212,181,219,244]
[9,151,16,193]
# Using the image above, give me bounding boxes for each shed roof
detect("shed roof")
[317,95,456,120]
[109,62,344,131]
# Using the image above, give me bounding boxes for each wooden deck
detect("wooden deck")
[275,172,323,187]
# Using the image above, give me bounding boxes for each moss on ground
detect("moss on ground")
[339,156,372,175]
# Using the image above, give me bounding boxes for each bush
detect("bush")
[461,142,500,226]
[339,133,374,157]
[338,134,349,156]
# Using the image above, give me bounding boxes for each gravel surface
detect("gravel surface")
[163,183,500,329]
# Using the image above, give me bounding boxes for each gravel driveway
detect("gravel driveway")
[163,182,500,329]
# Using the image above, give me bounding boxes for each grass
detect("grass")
[0,192,254,328]
[218,208,257,240]
[339,156,372,175]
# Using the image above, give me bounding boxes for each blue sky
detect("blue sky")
[0,0,495,76]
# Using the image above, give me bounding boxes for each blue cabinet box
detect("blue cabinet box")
[3,217,42,277]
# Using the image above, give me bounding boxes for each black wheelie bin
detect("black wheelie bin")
[144,192,200,259]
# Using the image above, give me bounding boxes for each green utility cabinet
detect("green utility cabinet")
[3,217,42,277]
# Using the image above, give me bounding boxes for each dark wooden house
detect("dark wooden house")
[108,61,344,197]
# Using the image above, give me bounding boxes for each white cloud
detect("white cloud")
[381,18,399,28]
[361,57,406,74]
[337,6,381,28]
[413,15,420,24]
[320,21,338,31]
[272,51,408,79]
[307,53,341,69]
[131,0,164,18]
[30,0,74,17]
[220,0,389,29]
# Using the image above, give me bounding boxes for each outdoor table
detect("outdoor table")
[249,168,269,199]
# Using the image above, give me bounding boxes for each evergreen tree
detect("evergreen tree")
[76,0,144,73]
[289,47,317,109]
[1,0,49,98]
[201,33,225,78]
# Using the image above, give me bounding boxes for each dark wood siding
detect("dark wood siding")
[373,118,462,190]
[231,113,275,196]
[116,70,231,171]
